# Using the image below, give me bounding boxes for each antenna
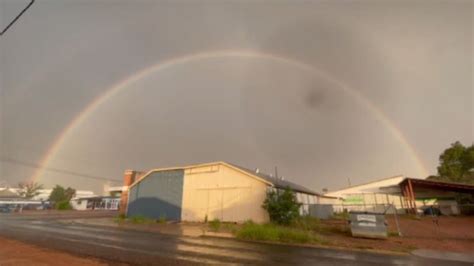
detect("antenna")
[1,0,35,36]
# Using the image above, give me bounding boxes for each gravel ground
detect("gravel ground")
[0,236,115,266]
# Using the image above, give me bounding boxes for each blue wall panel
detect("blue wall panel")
[127,169,184,220]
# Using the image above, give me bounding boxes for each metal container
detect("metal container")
[308,204,334,219]
[349,212,387,239]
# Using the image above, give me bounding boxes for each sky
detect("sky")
[0,0,472,194]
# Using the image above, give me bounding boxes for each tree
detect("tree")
[18,181,43,199]
[429,141,474,184]
[262,187,301,225]
[48,185,76,209]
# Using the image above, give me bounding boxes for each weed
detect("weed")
[388,231,400,237]
[114,214,127,223]
[158,214,167,224]
[331,211,349,220]
[129,215,154,224]
[209,218,221,231]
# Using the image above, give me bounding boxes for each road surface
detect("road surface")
[0,212,466,265]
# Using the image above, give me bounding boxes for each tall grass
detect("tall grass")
[291,216,320,231]
[235,221,321,244]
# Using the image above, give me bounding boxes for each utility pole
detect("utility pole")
[274,166,278,179]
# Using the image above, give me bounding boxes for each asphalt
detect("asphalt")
[0,212,470,265]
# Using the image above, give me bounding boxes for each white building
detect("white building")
[125,161,331,222]
[325,175,406,213]
[32,189,95,201]
[70,196,120,211]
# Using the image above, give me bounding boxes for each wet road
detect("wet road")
[0,212,465,265]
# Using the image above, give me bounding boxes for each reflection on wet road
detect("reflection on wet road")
[0,213,464,265]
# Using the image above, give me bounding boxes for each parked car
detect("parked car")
[0,205,12,213]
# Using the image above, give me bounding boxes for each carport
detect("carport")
[399,178,474,214]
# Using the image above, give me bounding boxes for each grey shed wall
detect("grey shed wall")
[127,169,184,220]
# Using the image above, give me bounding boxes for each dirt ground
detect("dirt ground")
[0,236,112,266]
[320,215,474,253]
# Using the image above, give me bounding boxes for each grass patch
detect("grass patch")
[158,214,167,224]
[388,231,400,237]
[129,215,155,224]
[221,223,238,233]
[291,216,320,231]
[209,218,221,231]
[235,221,321,244]
[114,214,127,223]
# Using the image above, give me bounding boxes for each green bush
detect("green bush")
[209,218,221,231]
[56,201,72,210]
[262,187,301,225]
[235,222,320,244]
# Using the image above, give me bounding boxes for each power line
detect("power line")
[0,157,120,183]
[1,0,35,36]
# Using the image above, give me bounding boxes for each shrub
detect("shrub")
[56,201,72,210]
[209,218,221,231]
[262,187,301,225]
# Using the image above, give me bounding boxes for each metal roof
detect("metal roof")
[228,163,322,196]
[400,178,474,193]
[131,161,324,197]
[0,189,22,199]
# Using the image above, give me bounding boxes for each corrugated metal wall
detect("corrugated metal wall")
[127,169,184,220]
[181,164,269,223]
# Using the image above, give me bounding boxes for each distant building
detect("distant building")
[122,161,333,222]
[32,189,95,201]
[70,196,120,211]
[0,187,97,211]
[325,175,406,212]
[0,188,23,201]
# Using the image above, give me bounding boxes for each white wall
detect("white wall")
[181,163,270,223]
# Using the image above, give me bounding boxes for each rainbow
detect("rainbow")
[30,50,429,182]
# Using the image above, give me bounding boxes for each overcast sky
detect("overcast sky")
[1,0,472,194]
